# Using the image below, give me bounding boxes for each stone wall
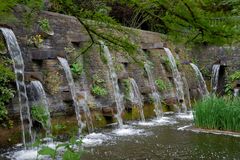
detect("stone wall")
[2,9,200,119]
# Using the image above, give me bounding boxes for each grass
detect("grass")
[194,95,240,132]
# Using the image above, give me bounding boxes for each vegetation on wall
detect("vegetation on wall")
[31,104,49,130]
[194,95,240,132]
[91,74,108,97]
[155,78,171,92]
[0,56,15,128]
[225,71,240,96]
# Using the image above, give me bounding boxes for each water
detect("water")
[190,63,209,97]
[79,91,94,132]
[164,48,187,113]
[144,63,163,119]
[1,28,33,148]
[57,57,84,135]
[234,88,239,97]
[30,81,51,136]
[100,42,124,127]
[211,64,220,93]
[129,78,145,122]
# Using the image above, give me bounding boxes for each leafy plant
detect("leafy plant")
[122,79,131,100]
[27,34,44,48]
[91,85,107,96]
[36,136,83,160]
[31,104,49,130]
[194,95,240,132]
[155,78,171,91]
[70,63,83,77]
[229,71,240,82]
[38,18,51,33]
[0,57,15,128]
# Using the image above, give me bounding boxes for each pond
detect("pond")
[1,112,240,160]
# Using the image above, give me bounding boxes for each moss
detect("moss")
[92,112,107,128]
[143,104,155,119]
[123,106,141,121]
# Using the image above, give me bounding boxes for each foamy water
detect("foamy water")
[176,112,193,120]
[112,125,145,136]
[82,133,111,147]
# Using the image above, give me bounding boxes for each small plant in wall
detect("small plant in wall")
[70,63,83,77]
[27,34,44,48]
[31,104,49,130]
[155,78,172,92]
[91,74,108,97]
[38,18,54,35]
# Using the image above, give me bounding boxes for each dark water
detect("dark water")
[82,116,240,160]
[1,114,240,160]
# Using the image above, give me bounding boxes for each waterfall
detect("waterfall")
[0,28,33,148]
[211,64,220,93]
[78,91,94,132]
[164,48,187,113]
[234,88,239,97]
[129,78,145,122]
[30,81,51,136]
[57,57,84,135]
[190,63,209,97]
[100,42,124,127]
[144,63,163,118]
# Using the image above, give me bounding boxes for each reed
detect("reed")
[194,95,240,132]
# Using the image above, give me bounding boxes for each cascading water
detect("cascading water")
[211,64,220,93]
[129,78,145,122]
[144,63,163,118]
[164,48,187,113]
[30,80,51,136]
[190,63,209,97]
[234,88,239,97]
[57,57,84,135]
[79,91,94,132]
[1,28,33,148]
[100,42,124,127]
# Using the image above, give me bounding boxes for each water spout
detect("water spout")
[144,63,163,118]
[211,64,220,93]
[190,63,209,97]
[100,42,124,127]
[58,57,84,135]
[30,80,52,136]
[164,48,187,113]
[1,28,33,148]
[129,78,145,122]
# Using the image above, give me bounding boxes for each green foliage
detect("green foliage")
[229,71,240,82]
[0,57,15,128]
[194,95,240,132]
[37,136,83,160]
[70,63,83,77]
[91,74,107,96]
[38,18,51,32]
[27,34,44,48]
[122,79,131,100]
[91,85,107,96]
[155,78,171,91]
[31,104,49,130]
[117,0,240,45]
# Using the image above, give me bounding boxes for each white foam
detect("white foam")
[176,112,193,120]
[82,133,110,147]
[10,149,39,160]
[152,117,178,125]
[177,125,192,131]
[137,121,156,126]
[112,125,145,136]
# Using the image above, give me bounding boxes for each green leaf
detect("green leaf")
[38,146,56,158]
[62,150,81,160]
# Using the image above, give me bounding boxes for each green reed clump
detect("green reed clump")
[194,95,240,132]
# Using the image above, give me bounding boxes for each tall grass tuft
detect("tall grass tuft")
[194,95,240,132]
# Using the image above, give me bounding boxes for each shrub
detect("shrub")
[91,85,107,96]
[38,18,51,33]
[194,95,240,132]
[31,104,50,130]
[0,57,15,128]
[70,63,83,77]
[155,78,171,91]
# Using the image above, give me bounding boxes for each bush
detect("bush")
[0,57,15,128]
[155,78,171,91]
[194,95,240,132]
[91,85,107,96]
[31,104,50,130]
